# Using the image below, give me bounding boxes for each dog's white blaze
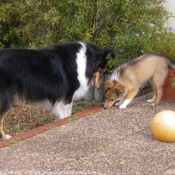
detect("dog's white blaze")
[73,42,89,101]
[119,99,131,109]
[52,100,73,119]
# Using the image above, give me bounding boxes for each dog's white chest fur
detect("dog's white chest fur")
[73,42,89,101]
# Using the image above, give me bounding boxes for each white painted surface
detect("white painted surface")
[163,0,175,28]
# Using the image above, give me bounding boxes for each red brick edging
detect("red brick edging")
[0,88,152,149]
[0,106,103,149]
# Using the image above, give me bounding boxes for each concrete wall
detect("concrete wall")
[82,73,111,102]
[163,0,175,28]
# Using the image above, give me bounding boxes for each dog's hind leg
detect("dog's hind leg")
[0,84,17,140]
[0,117,6,140]
[151,84,163,106]
[119,88,139,108]
[151,72,167,106]
[0,95,14,140]
[153,90,163,105]
[147,78,157,103]
[153,85,164,106]
[0,71,18,140]
[0,116,11,140]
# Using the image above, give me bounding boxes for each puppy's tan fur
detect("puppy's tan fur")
[104,53,175,109]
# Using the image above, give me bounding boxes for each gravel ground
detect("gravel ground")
[0,92,175,175]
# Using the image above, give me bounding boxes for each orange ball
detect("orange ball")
[151,110,175,142]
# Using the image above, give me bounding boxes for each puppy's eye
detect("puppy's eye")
[106,96,108,99]
[111,99,115,102]
[115,89,121,94]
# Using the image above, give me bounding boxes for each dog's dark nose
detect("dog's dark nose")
[104,106,107,110]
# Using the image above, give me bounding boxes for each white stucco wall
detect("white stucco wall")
[163,0,175,28]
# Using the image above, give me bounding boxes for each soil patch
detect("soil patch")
[4,101,102,137]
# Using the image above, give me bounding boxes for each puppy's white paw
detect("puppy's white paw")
[119,104,126,109]
[119,99,130,109]
[147,99,154,103]
[6,135,12,139]
[147,96,156,103]
[115,102,121,106]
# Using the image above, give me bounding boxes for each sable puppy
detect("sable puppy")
[104,53,175,109]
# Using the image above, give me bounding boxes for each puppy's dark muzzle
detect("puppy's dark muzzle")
[103,103,109,110]
[104,106,108,110]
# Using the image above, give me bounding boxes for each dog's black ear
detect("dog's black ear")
[105,50,115,60]
[100,48,115,60]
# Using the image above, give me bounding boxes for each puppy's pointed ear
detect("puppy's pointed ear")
[114,83,124,94]
[113,80,118,85]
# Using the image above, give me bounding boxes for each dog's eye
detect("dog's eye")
[106,96,108,99]
[111,99,115,102]
[115,89,121,94]
[105,87,110,93]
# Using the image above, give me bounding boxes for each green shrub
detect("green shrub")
[139,24,175,60]
[0,0,174,71]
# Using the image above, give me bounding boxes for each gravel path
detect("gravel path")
[0,92,175,175]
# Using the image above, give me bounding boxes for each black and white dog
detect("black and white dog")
[0,42,115,139]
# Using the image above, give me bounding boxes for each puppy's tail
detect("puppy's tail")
[168,59,175,70]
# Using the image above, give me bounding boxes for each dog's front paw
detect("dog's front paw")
[147,99,154,103]
[115,101,121,106]
[119,104,126,109]
[147,96,156,103]
[6,135,12,139]
[119,99,130,109]
[147,103,155,107]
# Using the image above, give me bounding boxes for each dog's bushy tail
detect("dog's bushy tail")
[163,54,175,70]
[169,59,175,70]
